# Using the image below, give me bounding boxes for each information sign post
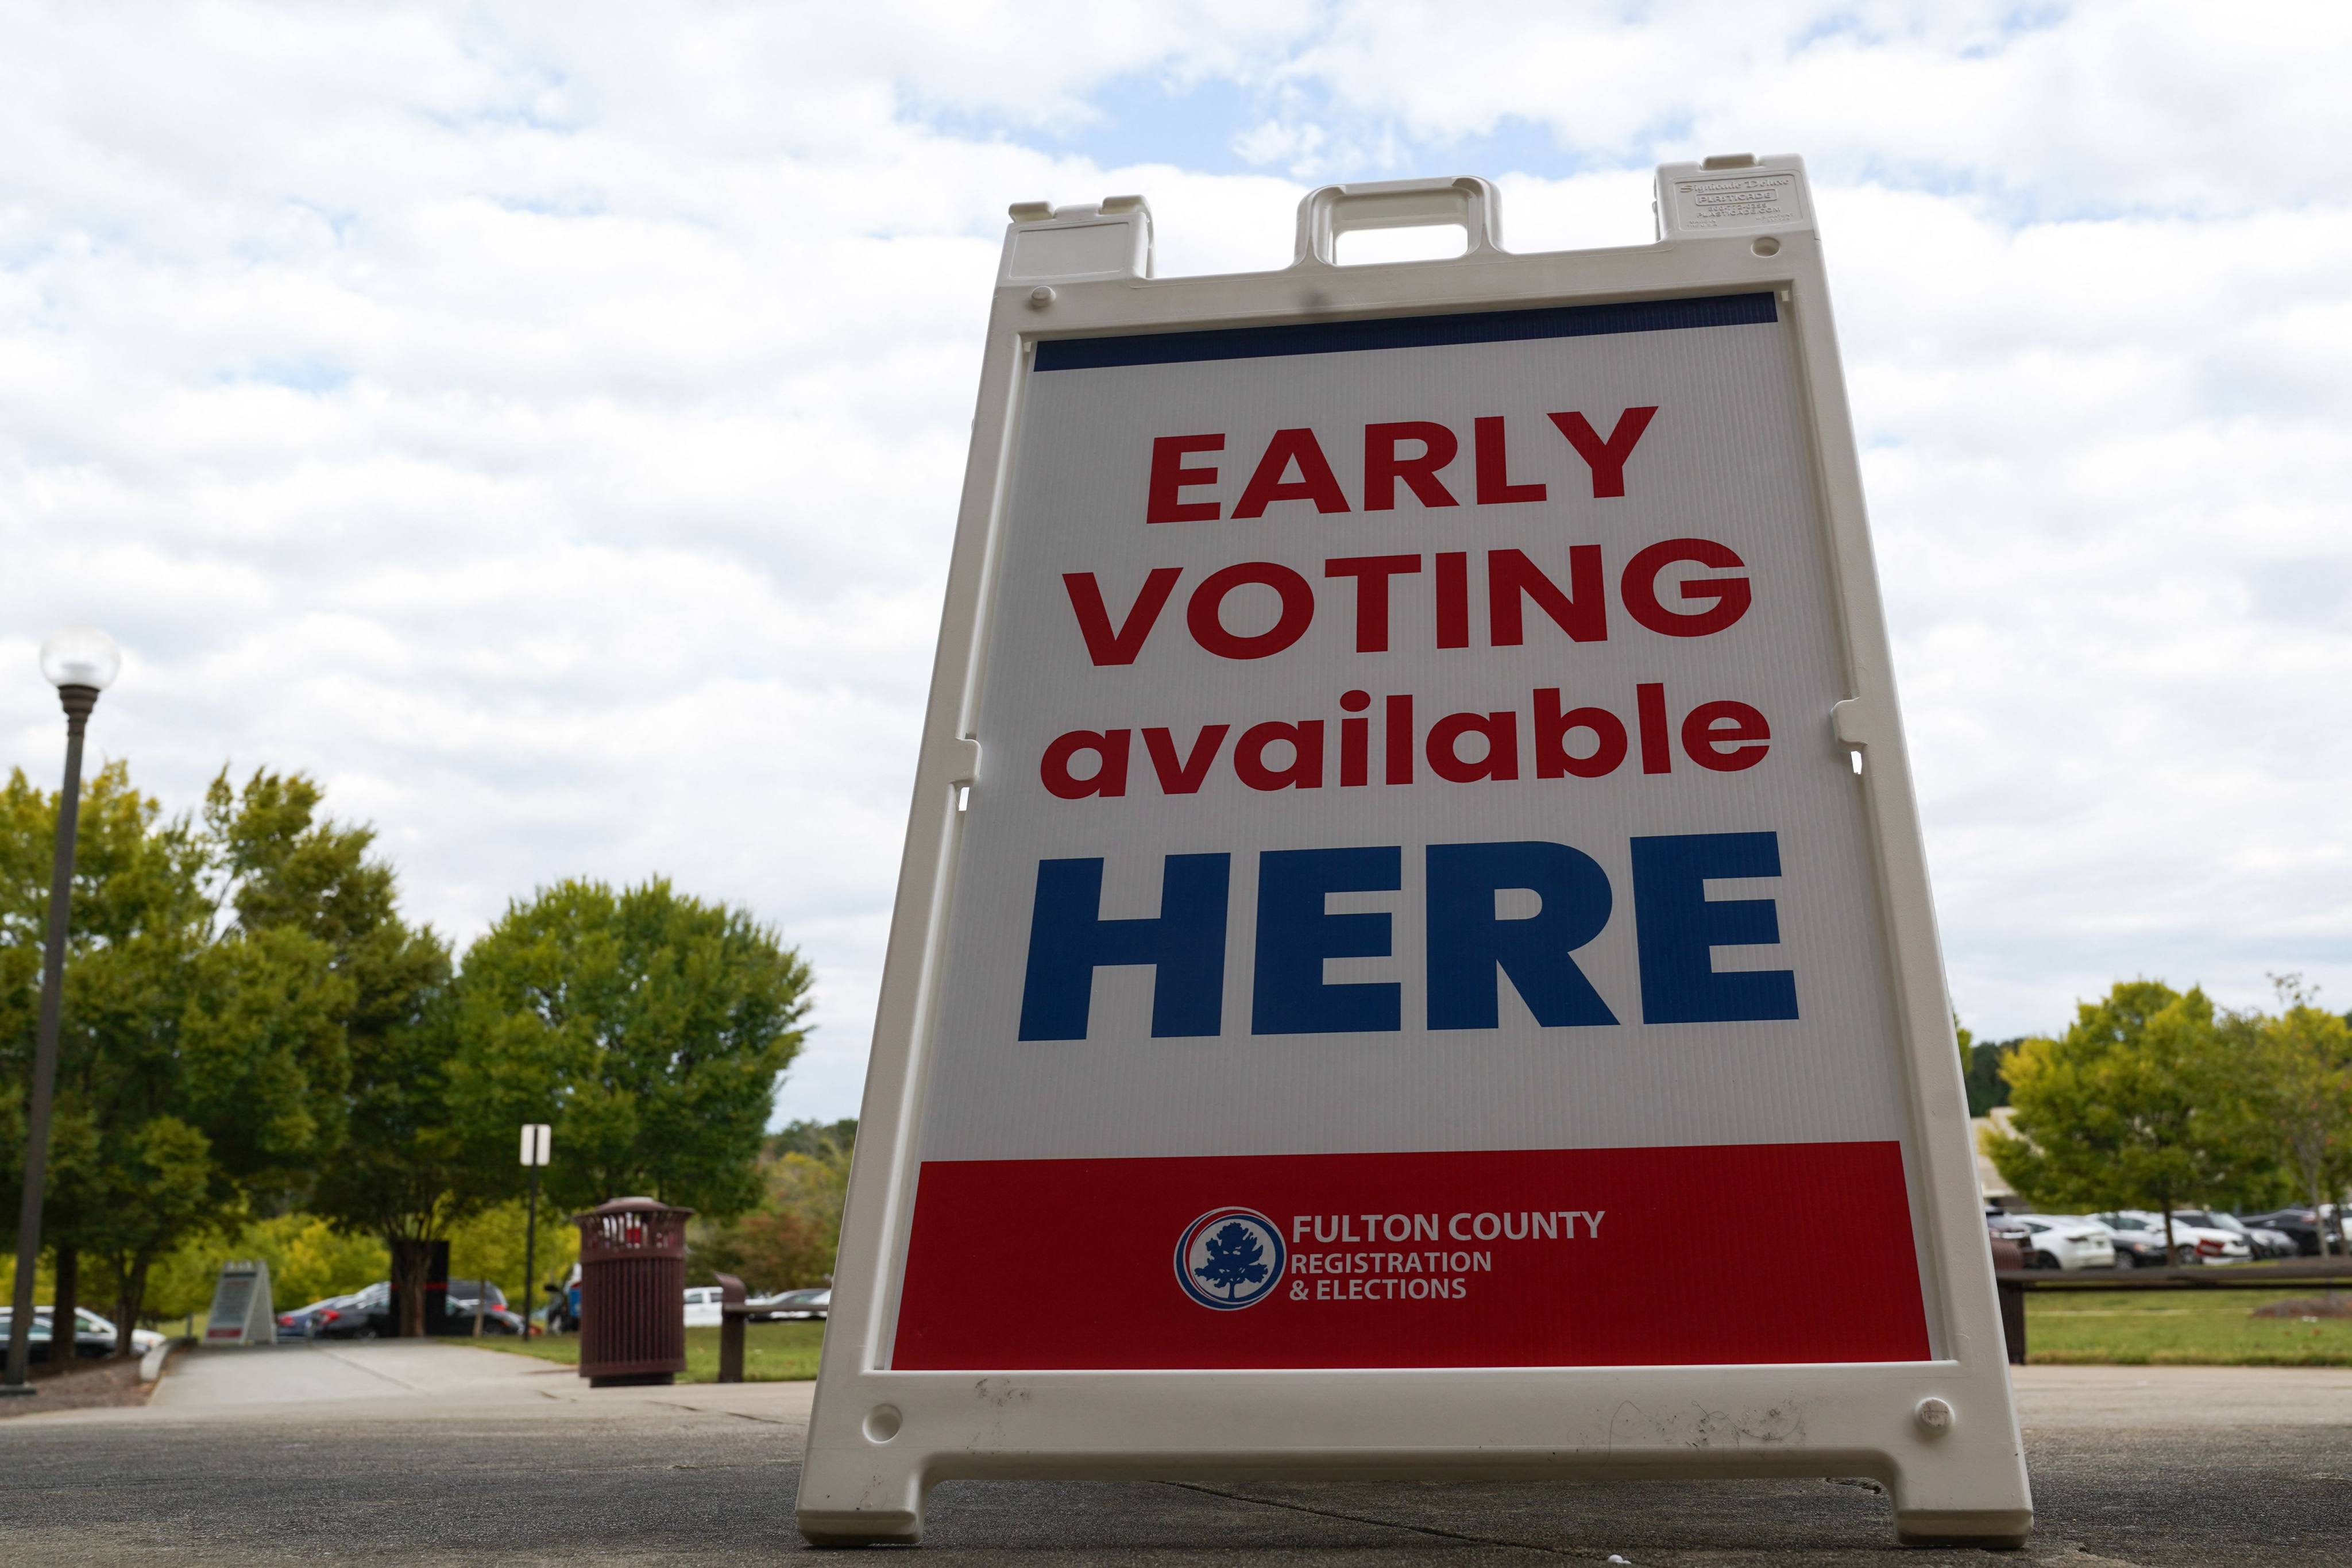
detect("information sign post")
[799,158,2030,1548]
[520,1123,550,1337]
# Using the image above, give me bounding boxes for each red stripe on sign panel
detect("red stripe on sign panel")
[891,1142,1927,1370]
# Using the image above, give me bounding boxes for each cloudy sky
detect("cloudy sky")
[5,2,2348,1121]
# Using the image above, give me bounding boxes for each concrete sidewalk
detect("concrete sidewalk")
[2013,1362,2352,1427]
[1,1349,2345,1564]
[19,1336,818,1430]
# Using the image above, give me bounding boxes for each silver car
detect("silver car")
[747,1287,830,1322]
[2096,1210,2251,1265]
[2174,1210,2296,1261]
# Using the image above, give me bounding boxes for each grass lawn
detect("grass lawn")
[2026,1288,2352,1366]
[469,1320,825,1382]
[461,1295,2352,1375]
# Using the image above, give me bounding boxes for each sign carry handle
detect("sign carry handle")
[1290,175,1505,268]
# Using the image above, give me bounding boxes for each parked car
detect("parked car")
[2240,1206,2352,1258]
[342,1284,525,1338]
[748,1287,830,1322]
[443,1280,513,1333]
[2172,1210,2296,1260]
[539,1264,584,1334]
[683,1285,726,1327]
[88,1310,164,1355]
[447,1299,527,1335]
[317,1277,516,1338]
[316,1282,390,1338]
[2094,1210,2251,1265]
[2010,1216,2115,1270]
[0,1307,166,1360]
[1985,1212,2034,1248]
[0,1309,64,1362]
[2083,1214,2172,1268]
[276,1294,361,1339]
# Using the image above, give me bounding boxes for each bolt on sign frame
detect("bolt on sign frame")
[798,158,2030,1550]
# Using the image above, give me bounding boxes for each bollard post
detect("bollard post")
[716,1272,747,1384]
[1989,1238,2027,1365]
[1997,1280,2026,1365]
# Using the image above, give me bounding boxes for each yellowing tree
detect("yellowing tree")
[692,1121,854,1293]
[2252,978,2352,1256]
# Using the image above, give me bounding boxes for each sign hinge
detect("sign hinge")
[937,736,980,787]
[1831,697,1887,749]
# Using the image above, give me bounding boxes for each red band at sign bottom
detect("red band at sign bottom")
[891,1140,1930,1370]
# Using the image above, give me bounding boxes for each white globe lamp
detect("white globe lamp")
[39,626,121,692]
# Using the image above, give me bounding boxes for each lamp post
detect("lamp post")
[3,628,122,1395]
[520,1125,550,1335]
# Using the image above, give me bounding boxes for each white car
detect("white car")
[683,1285,726,1327]
[0,1306,167,1358]
[2095,1210,2251,1265]
[2010,1215,2115,1270]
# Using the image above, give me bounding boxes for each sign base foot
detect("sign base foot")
[797,1509,923,1548]
[1894,1508,2033,1548]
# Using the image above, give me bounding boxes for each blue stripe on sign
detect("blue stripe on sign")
[1033,291,1778,372]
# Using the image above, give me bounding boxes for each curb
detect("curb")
[140,1337,191,1385]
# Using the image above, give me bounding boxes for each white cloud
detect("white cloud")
[1246,2,2352,214]
[3,2,2349,1130]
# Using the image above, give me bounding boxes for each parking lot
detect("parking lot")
[0,1342,2344,1564]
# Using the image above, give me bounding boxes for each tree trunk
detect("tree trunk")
[52,1245,78,1368]
[2160,1202,2178,1268]
[391,1237,430,1338]
[113,1254,150,1358]
[132,1256,149,1347]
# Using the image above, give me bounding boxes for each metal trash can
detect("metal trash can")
[573,1196,694,1387]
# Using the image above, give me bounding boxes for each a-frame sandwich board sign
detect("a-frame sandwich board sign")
[798,157,2031,1550]
[204,1258,276,1346]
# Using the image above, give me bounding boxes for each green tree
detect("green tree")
[306,1002,488,1335]
[211,770,457,1338]
[451,879,812,1219]
[2,764,438,1347]
[1983,980,2253,1263]
[1964,1037,2021,1120]
[1,763,231,1352]
[771,1117,858,1161]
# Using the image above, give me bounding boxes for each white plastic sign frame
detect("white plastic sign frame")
[800,159,2029,1549]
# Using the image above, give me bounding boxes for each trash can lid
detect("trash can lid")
[572,1196,697,1261]
[571,1195,696,1221]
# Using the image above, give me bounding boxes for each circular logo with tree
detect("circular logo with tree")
[1175,1206,1287,1310]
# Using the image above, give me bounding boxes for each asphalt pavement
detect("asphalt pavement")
[0,1342,2344,1565]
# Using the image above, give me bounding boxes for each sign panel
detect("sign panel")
[801,163,2030,1549]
